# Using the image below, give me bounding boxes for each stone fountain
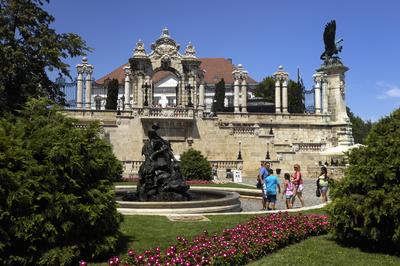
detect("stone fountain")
[116,122,241,214]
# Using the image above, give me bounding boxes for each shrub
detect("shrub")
[180,148,212,181]
[328,108,400,253]
[0,99,123,265]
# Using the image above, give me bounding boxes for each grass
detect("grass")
[118,214,257,253]
[247,234,400,266]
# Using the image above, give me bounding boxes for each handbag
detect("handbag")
[256,179,262,189]
[316,187,321,197]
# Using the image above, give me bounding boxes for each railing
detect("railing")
[209,160,243,170]
[130,107,195,119]
[292,143,325,152]
[122,160,143,176]
[231,126,255,136]
[122,159,243,176]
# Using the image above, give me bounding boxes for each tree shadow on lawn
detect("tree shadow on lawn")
[329,234,400,257]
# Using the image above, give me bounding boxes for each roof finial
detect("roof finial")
[161,27,170,38]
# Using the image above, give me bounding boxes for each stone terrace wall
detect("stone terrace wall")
[66,110,348,179]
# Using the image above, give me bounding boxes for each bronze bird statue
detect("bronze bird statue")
[320,20,343,61]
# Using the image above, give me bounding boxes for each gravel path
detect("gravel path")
[239,178,327,212]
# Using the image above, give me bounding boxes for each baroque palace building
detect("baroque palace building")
[66,28,353,178]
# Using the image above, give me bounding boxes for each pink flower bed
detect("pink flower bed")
[186,180,214,185]
[82,212,329,266]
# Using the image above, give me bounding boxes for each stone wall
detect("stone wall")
[66,109,351,179]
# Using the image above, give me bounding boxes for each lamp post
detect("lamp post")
[269,117,274,135]
[237,141,242,160]
[265,142,270,160]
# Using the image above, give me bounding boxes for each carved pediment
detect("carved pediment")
[149,28,182,60]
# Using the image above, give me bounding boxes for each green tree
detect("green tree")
[0,99,123,265]
[253,76,275,102]
[105,79,119,110]
[328,108,400,253]
[347,107,374,144]
[288,80,305,113]
[0,0,89,112]
[211,79,226,113]
[180,148,212,181]
[253,76,305,113]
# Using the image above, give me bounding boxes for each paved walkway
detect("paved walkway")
[238,176,326,212]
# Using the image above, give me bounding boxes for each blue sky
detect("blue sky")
[45,0,400,121]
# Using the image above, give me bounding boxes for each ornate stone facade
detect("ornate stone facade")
[67,29,354,179]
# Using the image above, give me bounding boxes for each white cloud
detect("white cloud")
[376,81,400,99]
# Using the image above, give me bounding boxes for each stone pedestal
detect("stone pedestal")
[318,60,349,123]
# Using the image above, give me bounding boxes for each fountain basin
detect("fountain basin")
[115,186,241,214]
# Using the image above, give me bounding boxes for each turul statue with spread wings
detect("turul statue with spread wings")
[320,20,343,61]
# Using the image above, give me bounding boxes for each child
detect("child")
[282,173,294,209]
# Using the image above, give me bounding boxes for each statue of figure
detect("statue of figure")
[137,122,190,201]
[320,20,343,61]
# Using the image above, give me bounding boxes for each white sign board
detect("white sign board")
[233,170,242,183]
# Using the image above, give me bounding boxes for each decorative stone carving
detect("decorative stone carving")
[273,65,288,81]
[183,42,197,59]
[133,39,147,57]
[150,28,181,60]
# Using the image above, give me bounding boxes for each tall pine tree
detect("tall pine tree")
[288,80,305,113]
[105,79,119,110]
[211,78,226,113]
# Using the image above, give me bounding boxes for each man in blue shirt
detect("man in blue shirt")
[258,162,269,210]
[263,169,281,210]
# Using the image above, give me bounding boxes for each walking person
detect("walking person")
[291,164,305,208]
[257,162,269,210]
[281,173,294,209]
[264,169,281,210]
[318,166,330,203]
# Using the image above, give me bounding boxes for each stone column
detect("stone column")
[274,80,281,113]
[273,66,289,114]
[145,75,151,106]
[180,79,186,106]
[137,74,143,108]
[322,75,328,114]
[198,81,205,110]
[241,79,247,113]
[319,63,349,123]
[123,66,131,110]
[193,77,197,108]
[233,79,240,113]
[282,79,288,113]
[76,70,83,109]
[85,67,93,110]
[313,72,322,114]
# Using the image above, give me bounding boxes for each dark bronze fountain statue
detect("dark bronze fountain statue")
[137,122,191,201]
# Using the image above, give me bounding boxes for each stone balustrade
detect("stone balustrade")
[231,126,255,136]
[122,160,143,176]
[292,143,326,152]
[122,159,243,176]
[209,160,243,170]
[133,107,194,119]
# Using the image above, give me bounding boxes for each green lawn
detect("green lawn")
[118,214,257,254]
[248,234,400,266]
